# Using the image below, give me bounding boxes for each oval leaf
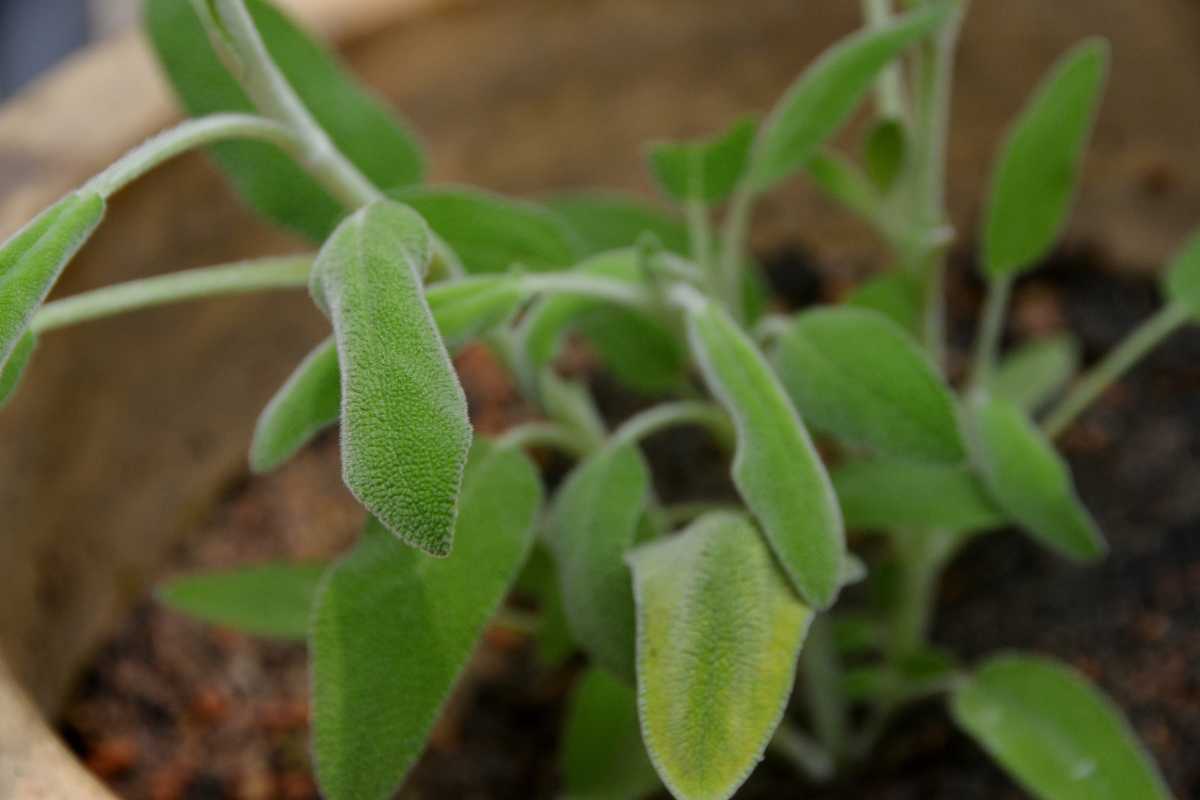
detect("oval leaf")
[951,654,1171,800]
[311,441,542,800]
[144,0,424,240]
[309,200,471,556]
[392,186,579,274]
[969,395,1105,560]
[805,150,884,223]
[683,294,844,608]
[844,271,922,335]
[1160,226,1200,318]
[250,337,339,473]
[774,307,965,463]
[551,442,650,682]
[0,191,105,365]
[628,512,814,800]
[864,118,908,192]
[748,3,949,190]
[547,193,690,257]
[989,334,1080,412]
[0,331,36,409]
[563,668,660,800]
[159,562,327,639]
[832,459,1004,534]
[648,117,757,205]
[983,40,1109,278]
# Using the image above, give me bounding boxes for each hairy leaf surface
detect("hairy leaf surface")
[628,512,813,800]
[832,459,1003,534]
[774,308,965,463]
[552,442,650,682]
[562,668,659,800]
[648,117,757,205]
[685,295,844,608]
[989,334,1080,411]
[159,562,326,639]
[983,40,1108,278]
[970,396,1105,560]
[951,654,1171,800]
[250,337,339,473]
[309,200,470,555]
[311,442,542,800]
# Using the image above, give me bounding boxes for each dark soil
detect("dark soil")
[61,247,1200,799]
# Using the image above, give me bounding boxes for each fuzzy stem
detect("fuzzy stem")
[862,0,906,119]
[495,421,591,458]
[969,276,1011,392]
[519,274,656,312]
[717,184,755,320]
[612,401,733,449]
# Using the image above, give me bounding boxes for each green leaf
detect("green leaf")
[647,117,757,205]
[805,150,884,222]
[250,337,339,473]
[969,395,1105,560]
[748,3,949,190]
[513,544,575,666]
[144,0,424,240]
[551,443,650,682]
[391,186,580,273]
[832,459,1004,534]
[774,307,965,463]
[425,275,527,350]
[683,294,844,608]
[0,192,105,366]
[864,118,908,192]
[538,369,608,453]
[520,249,687,395]
[0,331,35,409]
[983,40,1109,278]
[311,441,542,800]
[309,200,471,556]
[951,654,1172,800]
[546,193,690,257]
[845,271,922,335]
[158,562,326,639]
[562,668,660,800]
[628,512,814,800]
[989,334,1080,412]
[1161,226,1200,318]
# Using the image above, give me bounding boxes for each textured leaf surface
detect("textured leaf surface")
[159,562,326,639]
[748,4,948,189]
[845,271,922,335]
[393,186,579,273]
[774,308,964,463]
[311,442,542,800]
[685,295,843,608]
[0,331,35,409]
[144,0,424,240]
[552,443,650,682]
[832,459,1003,534]
[546,193,690,257]
[952,654,1171,800]
[628,513,813,800]
[989,334,1079,411]
[1161,227,1200,318]
[983,40,1108,278]
[970,396,1105,560]
[563,668,659,800]
[309,200,470,555]
[0,192,104,366]
[648,117,757,205]
[425,275,527,350]
[250,337,339,473]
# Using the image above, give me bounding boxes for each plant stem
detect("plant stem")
[717,184,755,320]
[31,256,313,333]
[612,400,733,449]
[203,0,381,208]
[769,721,835,783]
[686,196,717,295]
[888,529,956,658]
[1042,302,1191,438]
[968,276,1011,392]
[495,421,591,458]
[519,274,656,312]
[862,0,906,119]
[799,615,847,762]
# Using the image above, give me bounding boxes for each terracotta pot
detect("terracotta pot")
[1,0,1197,795]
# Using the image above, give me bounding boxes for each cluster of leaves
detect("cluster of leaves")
[2,1,1195,798]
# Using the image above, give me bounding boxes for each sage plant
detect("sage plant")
[0,1,1190,798]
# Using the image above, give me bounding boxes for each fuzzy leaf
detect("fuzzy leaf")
[159,562,326,639]
[845,271,922,335]
[1161,227,1200,318]
[0,192,105,366]
[648,117,757,205]
[309,200,470,555]
[951,654,1171,800]
[144,0,424,240]
[425,275,527,350]
[552,443,650,682]
[392,186,579,273]
[748,3,949,190]
[250,337,339,473]
[628,512,814,800]
[547,193,690,257]
[970,396,1105,560]
[983,40,1109,278]
[832,459,1003,534]
[805,150,883,222]
[989,334,1080,412]
[311,441,542,800]
[774,308,964,462]
[0,331,35,409]
[684,295,844,608]
[562,668,660,800]
[864,118,908,192]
